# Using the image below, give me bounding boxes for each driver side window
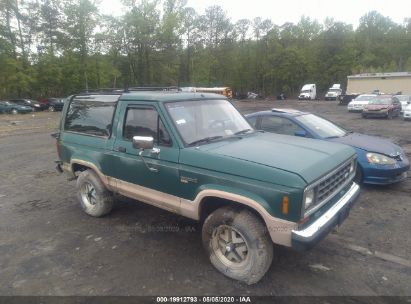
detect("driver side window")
[124,107,172,146]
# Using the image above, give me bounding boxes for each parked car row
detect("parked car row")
[0,98,65,114]
[347,94,411,119]
[0,101,32,114]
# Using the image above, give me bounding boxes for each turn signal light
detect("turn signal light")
[282,196,289,214]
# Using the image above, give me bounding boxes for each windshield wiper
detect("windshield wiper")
[234,129,253,135]
[188,136,223,146]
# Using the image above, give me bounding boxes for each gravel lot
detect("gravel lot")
[0,99,410,296]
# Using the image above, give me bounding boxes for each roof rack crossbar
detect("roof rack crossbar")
[77,87,180,94]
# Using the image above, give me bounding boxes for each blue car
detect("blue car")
[246,108,410,185]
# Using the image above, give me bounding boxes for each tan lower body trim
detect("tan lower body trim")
[66,160,296,247]
[115,179,181,214]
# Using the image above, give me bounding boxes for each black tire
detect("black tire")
[387,111,393,119]
[76,169,114,217]
[354,166,363,184]
[362,113,367,118]
[202,207,273,284]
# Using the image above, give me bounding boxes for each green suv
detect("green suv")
[55,90,360,284]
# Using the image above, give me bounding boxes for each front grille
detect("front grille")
[317,162,352,203]
[305,158,356,216]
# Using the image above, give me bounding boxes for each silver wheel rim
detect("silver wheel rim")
[12,109,18,114]
[80,182,97,209]
[211,225,249,268]
[49,106,55,112]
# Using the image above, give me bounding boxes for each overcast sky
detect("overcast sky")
[100,0,410,28]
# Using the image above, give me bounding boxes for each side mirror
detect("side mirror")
[132,136,154,150]
[407,101,410,105]
[295,130,307,137]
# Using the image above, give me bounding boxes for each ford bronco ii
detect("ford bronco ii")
[55,90,360,284]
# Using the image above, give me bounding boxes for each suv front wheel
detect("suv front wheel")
[202,207,273,284]
[76,169,114,217]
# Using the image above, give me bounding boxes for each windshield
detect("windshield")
[369,97,392,105]
[301,90,310,93]
[295,114,347,139]
[328,89,340,93]
[165,99,252,146]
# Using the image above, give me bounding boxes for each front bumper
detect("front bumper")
[362,111,388,117]
[18,109,33,114]
[362,161,410,185]
[347,106,364,112]
[403,111,411,119]
[291,182,360,250]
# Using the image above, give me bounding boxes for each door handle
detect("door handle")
[139,151,159,173]
[115,146,126,153]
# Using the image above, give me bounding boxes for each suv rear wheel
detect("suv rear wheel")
[202,207,273,284]
[76,169,114,217]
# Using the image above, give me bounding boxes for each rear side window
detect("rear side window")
[64,96,118,137]
[260,116,304,135]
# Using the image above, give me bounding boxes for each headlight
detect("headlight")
[366,152,396,165]
[304,188,315,210]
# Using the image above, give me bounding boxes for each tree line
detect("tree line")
[1,0,411,99]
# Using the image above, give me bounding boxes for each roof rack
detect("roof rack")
[127,86,179,92]
[78,88,125,94]
[78,87,180,94]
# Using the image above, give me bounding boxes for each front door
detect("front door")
[112,103,181,213]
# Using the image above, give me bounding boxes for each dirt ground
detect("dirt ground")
[0,99,410,296]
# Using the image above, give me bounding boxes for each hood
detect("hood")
[180,132,355,186]
[349,100,369,105]
[328,132,401,156]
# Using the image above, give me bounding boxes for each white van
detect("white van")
[298,84,316,100]
[325,84,342,101]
